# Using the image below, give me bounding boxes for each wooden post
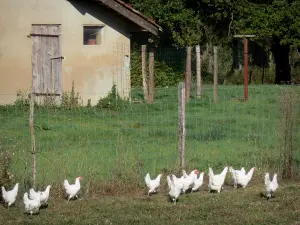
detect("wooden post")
[178,82,186,170]
[141,45,148,102]
[213,46,218,104]
[233,35,256,102]
[244,38,249,102]
[148,48,155,104]
[185,47,192,101]
[196,45,202,98]
[29,93,36,188]
[207,43,213,74]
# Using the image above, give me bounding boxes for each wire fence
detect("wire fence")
[1,84,300,190]
[1,43,300,190]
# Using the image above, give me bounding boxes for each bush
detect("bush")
[96,84,129,111]
[130,46,182,88]
[61,81,82,109]
[14,89,30,108]
[0,148,13,190]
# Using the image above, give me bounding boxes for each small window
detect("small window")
[83,26,103,45]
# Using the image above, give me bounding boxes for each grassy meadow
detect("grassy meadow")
[0,84,300,224]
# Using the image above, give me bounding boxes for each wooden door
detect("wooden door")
[31,25,62,103]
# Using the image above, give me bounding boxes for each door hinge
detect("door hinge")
[51,56,65,60]
[27,33,60,38]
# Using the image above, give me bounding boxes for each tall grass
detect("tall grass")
[0,85,299,193]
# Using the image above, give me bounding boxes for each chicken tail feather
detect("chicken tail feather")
[63,180,70,189]
[144,173,151,185]
[208,167,214,177]
[264,173,270,186]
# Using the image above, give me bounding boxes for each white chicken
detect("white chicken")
[167,175,181,205]
[181,170,189,179]
[229,166,246,188]
[264,173,278,200]
[64,176,82,201]
[192,172,204,192]
[235,167,255,188]
[1,183,19,208]
[144,173,162,195]
[29,185,51,205]
[208,167,228,193]
[171,174,184,191]
[177,170,199,193]
[23,192,41,215]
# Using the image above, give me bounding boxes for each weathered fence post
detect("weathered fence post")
[29,93,36,188]
[185,46,192,101]
[148,48,155,104]
[243,38,249,102]
[178,82,186,170]
[196,45,202,98]
[213,46,218,104]
[141,45,148,102]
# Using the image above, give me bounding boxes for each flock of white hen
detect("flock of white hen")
[1,176,83,215]
[0,167,278,214]
[145,166,279,204]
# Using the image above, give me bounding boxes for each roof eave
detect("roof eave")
[92,0,162,36]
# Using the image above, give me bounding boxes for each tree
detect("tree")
[125,0,203,46]
[199,0,300,84]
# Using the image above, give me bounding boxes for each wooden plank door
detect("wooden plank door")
[31,24,62,103]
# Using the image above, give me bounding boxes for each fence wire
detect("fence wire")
[1,84,299,188]
[1,44,300,188]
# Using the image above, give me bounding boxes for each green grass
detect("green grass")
[2,85,296,184]
[0,86,298,183]
[0,84,300,224]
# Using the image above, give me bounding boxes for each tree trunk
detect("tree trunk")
[272,38,291,84]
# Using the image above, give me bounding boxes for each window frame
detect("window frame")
[83,25,104,46]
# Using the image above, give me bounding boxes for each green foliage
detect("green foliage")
[232,1,300,47]
[154,60,182,87]
[130,49,143,87]
[165,8,203,46]
[14,90,30,108]
[130,46,182,87]
[96,84,129,111]
[61,81,82,109]
[127,0,203,46]
[0,146,12,188]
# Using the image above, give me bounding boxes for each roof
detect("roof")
[91,0,163,36]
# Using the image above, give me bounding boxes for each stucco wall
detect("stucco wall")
[0,0,131,105]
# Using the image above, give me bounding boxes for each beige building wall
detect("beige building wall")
[0,0,131,105]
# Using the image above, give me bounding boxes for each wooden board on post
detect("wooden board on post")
[178,82,186,170]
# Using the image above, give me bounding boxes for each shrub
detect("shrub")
[0,147,13,189]
[96,84,129,111]
[14,89,30,108]
[61,81,82,109]
[130,45,182,88]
